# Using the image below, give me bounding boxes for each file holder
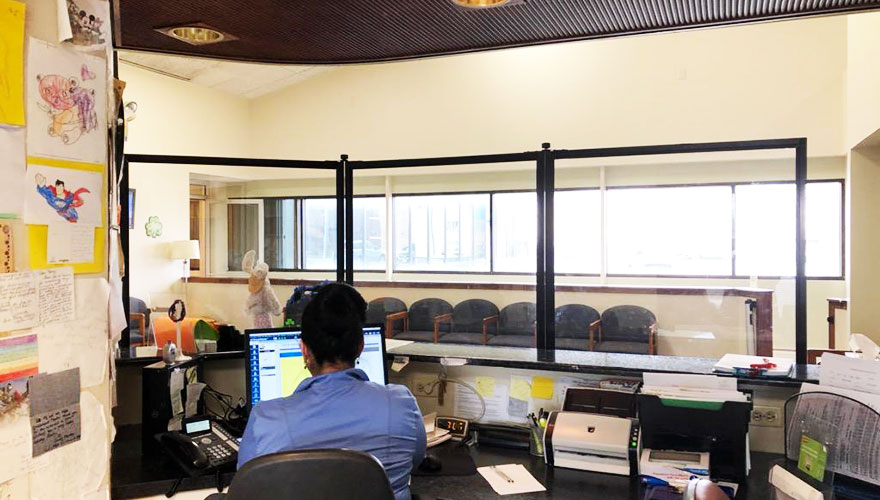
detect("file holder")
[637,394,753,483]
[783,391,880,495]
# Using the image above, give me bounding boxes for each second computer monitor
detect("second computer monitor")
[246,325,387,409]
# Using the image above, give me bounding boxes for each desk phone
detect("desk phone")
[159,416,239,471]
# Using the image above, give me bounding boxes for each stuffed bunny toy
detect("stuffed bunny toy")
[242,250,281,328]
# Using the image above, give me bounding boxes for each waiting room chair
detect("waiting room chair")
[488,302,536,348]
[365,297,408,338]
[554,304,600,351]
[207,449,394,500]
[394,298,453,343]
[128,297,151,347]
[593,305,657,355]
[436,299,499,345]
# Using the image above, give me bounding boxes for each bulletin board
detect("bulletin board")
[25,156,106,274]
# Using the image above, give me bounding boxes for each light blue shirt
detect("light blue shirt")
[238,368,426,500]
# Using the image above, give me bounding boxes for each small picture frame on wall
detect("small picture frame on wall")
[128,189,135,229]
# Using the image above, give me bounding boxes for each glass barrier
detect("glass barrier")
[351,161,538,356]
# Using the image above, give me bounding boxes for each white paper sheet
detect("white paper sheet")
[57,0,109,50]
[47,223,94,264]
[37,268,74,326]
[385,338,413,350]
[0,126,26,216]
[108,234,126,343]
[169,369,184,417]
[477,464,546,495]
[453,379,519,424]
[819,353,880,395]
[0,475,30,500]
[0,271,38,332]
[25,39,107,164]
[796,383,880,486]
[185,382,206,418]
[24,163,102,226]
[0,408,32,484]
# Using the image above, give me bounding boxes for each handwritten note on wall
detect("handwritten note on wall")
[30,368,81,457]
[0,268,74,332]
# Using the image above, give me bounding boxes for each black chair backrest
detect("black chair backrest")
[129,296,150,329]
[601,305,656,342]
[555,304,600,339]
[452,299,499,333]
[499,302,536,336]
[228,449,394,500]
[284,295,313,326]
[408,298,453,331]
[365,297,407,325]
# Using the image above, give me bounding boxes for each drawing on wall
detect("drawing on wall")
[145,216,163,238]
[65,0,106,47]
[26,38,107,164]
[0,0,25,126]
[0,376,28,418]
[24,163,101,226]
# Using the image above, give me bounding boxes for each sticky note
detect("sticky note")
[531,376,554,400]
[510,376,531,401]
[476,377,495,398]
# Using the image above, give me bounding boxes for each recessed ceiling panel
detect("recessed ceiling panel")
[114,0,880,64]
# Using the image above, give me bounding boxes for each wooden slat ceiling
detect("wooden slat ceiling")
[113,0,880,64]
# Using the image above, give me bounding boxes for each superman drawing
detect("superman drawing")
[35,173,90,223]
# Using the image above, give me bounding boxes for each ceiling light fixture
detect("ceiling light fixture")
[155,23,238,46]
[451,0,520,8]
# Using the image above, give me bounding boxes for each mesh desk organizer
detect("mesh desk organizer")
[781,391,880,499]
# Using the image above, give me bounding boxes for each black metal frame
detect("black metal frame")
[122,137,810,364]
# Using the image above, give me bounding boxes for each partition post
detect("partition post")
[336,156,346,283]
[344,156,354,284]
[795,139,808,365]
[536,143,555,361]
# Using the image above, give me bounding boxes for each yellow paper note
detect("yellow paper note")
[531,376,555,400]
[510,376,531,401]
[0,0,26,126]
[476,377,495,398]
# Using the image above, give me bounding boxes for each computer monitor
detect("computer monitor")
[245,325,387,409]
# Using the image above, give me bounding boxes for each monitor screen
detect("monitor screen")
[246,326,387,408]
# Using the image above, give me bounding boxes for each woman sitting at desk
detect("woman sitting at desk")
[238,283,427,500]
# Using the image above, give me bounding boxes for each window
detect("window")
[492,192,536,273]
[555,190,602,274]
[606,185,733,276]
[227,200,263,271]
[300,197,387,271]
[264,199,296,270]
[353,197,386,270]
[735,182,843,277]
[302,198,337,270]
[393,194,490,272]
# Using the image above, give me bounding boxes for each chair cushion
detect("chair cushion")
[499,302,536,336]
[595,341,651,355]
[451,299,499,334]
[488,334,533,348]
[438,332,487,345]
[408,299,453,332]
[394,330,436,343]
[555,304,600,339]
[555,337,590,351]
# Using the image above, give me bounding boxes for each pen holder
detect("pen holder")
[528,422,544,457]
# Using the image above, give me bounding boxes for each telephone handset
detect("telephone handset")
[158,416,239,474]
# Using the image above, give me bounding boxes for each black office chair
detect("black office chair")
[128,296,151,346]
[207,449,394,500]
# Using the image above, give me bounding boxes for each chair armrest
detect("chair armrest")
[588,319,601,350]
[130,313,146,346]
[481,315,499,345]
[385,311,408,339]
[433,313,453,343]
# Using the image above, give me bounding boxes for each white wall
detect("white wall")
[846,11,880,149]
[122,63,252,304]
[249,16,847,160]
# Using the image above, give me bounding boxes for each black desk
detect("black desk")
[111,425,776,500]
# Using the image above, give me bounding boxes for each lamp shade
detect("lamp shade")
[170,240,200,260]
